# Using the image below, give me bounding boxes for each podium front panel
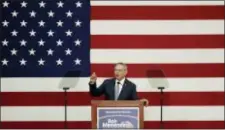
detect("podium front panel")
[97,107,139,129]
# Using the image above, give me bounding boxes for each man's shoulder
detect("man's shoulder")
[103,78,136,87]
[125,78,136,87]
[103,78,115,84]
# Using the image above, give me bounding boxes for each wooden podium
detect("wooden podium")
[91,100,144,129]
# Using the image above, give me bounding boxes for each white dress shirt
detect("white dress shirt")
[115,78,125,97]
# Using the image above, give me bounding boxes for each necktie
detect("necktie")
[115,82,120,100]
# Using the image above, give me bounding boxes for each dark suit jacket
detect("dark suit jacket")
[89,78,139,100]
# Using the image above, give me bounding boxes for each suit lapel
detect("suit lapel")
[111,79,116,100]
[117,79,128,100]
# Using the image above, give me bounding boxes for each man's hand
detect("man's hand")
[90,72,97,84]
[140,98,149,106]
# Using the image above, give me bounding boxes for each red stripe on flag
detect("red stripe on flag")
[91,35,224,49]
[1,121,224,129]
[91,64,224,77]
[1,92,224,106]
[91,6,225,20]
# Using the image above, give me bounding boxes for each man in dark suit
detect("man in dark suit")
[89,62,148,105]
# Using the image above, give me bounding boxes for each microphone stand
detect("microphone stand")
[157,86,165,129]
[63,87,69,129]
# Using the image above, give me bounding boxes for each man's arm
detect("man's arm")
[89,80,106,97]
[89,72,105,97]
[131,84,139,100]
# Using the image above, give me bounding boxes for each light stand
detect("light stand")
[158,86,165,129]
[63,87,69,129]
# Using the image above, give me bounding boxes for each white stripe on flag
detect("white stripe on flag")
[1,106,224,121]
[90,49,224,63]
[1,78,224,92]
[91,20,224,35]
[91,1,225,6]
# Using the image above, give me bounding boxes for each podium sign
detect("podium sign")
[91,100,144,129]
[97,107,139,129]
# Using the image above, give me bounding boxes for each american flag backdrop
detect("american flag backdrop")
[0,0,224,129]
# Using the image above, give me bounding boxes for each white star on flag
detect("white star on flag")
[29,49,36,56]
[75,1,82,8]
[39,1,46,8]
[65,30,72,36]
[20,20,27,27]
[75,20,82,27]
[11,11,19,17]
[57,1,64,8]
[19,58,27,66]
[38,58,45,66]
[2,20,9,27]
[11,48,18,56]
[38,20,45,27]
[56,20,63,27]
[66,10,73,17]
[2,59,9,66]
[48,10,54,17]
[29,30,36,37]
[56,58,63,65]
[56,39,63,46]
[2,39,8,46]
[21,1,28,8]
[65,48,72,55]
[11,30,18,36]
[30,10,36,17]
[47,30,54,37]
[47,49,54,56]
[20,40,27,46]
[38,39,45,46]
[74,58,81,65]
[2,1,10,8]
[74,39,81,46]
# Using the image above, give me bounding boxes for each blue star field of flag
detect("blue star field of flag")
[1,0,90,77]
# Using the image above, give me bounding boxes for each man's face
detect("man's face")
[114,64,127,80]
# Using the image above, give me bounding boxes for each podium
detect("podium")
[91,100,144,129]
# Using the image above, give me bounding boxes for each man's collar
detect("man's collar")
[116,77,126,85]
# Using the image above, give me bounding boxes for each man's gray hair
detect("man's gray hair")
[115,62,128,70]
